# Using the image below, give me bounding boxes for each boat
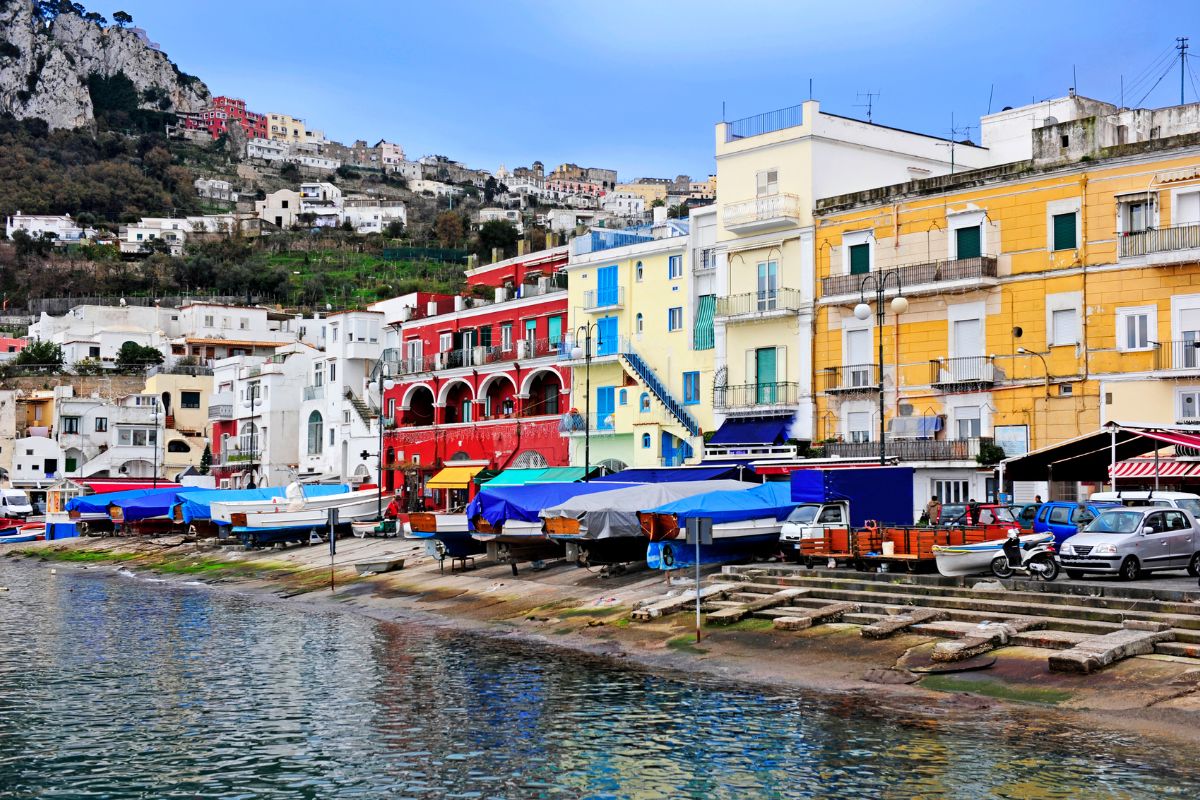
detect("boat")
[0,522,46,543]
[405,512,485,559]
[639,481,794,570]
[230,488,384,548]
[932,532,1056,577]
[207,483,352,525]
[542,480,754,565]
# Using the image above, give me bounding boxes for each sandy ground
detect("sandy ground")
[7,533,1200,751]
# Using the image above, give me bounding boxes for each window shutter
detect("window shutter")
[775,345,787,381]
[746,349,755,386]
[955,226,982,259]
[849,243,870,275]
[1052,212,1077,250]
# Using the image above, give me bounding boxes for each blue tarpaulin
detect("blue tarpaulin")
[468,482,634,527]
[592,466,740,484]
[104,488,202,522]
[707,416,791,446]
[174,484,348,524]
[67,488,169,515]
[647,481,794,525]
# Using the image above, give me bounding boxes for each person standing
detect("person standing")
[924,495,942,525]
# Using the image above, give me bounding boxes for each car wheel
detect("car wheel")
[1065,569,1086,580]
[1119,556,1141,581]
[1189,552,1200,578]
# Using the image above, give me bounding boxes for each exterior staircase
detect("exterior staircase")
[619,348,700,437]
[344,387,378,425]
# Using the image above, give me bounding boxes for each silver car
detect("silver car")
[1059,506,1200,580]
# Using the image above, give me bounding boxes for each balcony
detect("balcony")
[208,404,233,420]
[1155,339,1200,373]
[220,445,260,465]
[930,356,998,390]
[584,287,625,311]
[821,256,998,300]
[571,229,655,257]
[1119,223,1200,260]
[303,384,325,401]
[823,437,992,462]
[722,193,803,233]
[714,381,800,413]
[820,364,879,395]
[557,411,619,436]
[716,288,803,320]
[723,103,804,142]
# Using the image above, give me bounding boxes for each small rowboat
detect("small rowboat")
[932,532,1054,577]
[0,522,46,544]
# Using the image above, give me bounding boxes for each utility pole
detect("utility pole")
[855,91,880,124]
[1179,37,1190,105]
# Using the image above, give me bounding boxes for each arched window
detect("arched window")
[636,313,643,334]
[635,261,644,281]
[640,393,650,413]
[642,433,652,449]
[239,422,258,455]
[167,440,190,453]
[618,389,627,406]
[307,410,323,455]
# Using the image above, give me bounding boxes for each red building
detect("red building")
[381,245,572,507]
[186,96,269,141]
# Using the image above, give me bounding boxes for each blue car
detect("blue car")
[1033,501,1120,546]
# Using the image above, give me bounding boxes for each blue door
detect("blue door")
[597,264,618,307]
[596,386,615,430]
[596,316,618,356]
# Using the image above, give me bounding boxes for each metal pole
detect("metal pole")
[1110,427,1117,491]
[695,529,702,643]
[377,375,384,520]
[877,286,886,466]
[153,399,159,488]
[582,326,592,482]
[1155,446,1161,493]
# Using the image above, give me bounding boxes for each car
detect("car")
[1032,501,1119,546]
[1088,491,1200,516]
[1059,506,1200,580]
[1008,503,1041,531]
[0,489,33,519]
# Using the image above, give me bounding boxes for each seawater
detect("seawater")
[0,560,1195,799]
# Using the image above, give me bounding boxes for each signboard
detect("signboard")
[685,516,713,546]
[994,425,1029,458]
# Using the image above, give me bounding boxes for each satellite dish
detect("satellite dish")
[1044,116,1059,126]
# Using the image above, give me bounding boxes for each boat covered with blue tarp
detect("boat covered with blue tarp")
[467,482,634,529]
[67,488,179,516]
[174,484,348,524]
[591,465,743,484]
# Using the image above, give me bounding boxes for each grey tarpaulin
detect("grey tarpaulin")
[539,480,754,539]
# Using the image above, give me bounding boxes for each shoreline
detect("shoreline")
[9,534,1200,750]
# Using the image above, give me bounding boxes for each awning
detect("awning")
[1001,424,1200,482]
[426,465,484,490]
[593,465,742,483]
[708,417,790,446]
[1110,459,1200,479]
[529,467,592,483]
[480,468,550,487]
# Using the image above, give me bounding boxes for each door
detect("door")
[952,318,982,380]
[1161,509,1194,567]
[547,316,562,347]
[597,264,618,307]
[755,347,777,403]
[846,329,871,387]
[596,386,615,430]
[596,316,618,356]
[1140,511,1176,570]
[1180,308,1200,369]
[757,261,779,311]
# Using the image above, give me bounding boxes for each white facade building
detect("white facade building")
[256,189,302,229]
[5,213,96,244]
[54,388,164,479]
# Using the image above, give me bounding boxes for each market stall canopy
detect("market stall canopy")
[1001,425,1200,482]
[529,466,594,483]
[426,465,484,490]
[707,417,791,446]
[593,465,743,484]
[540,480,754,539]
[480,468,550,487]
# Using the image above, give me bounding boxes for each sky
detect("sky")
[112,0,1200,181]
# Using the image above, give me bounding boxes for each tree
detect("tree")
[383,219,405,238]
[112,10,133,27]
[114,341,164,373]
[198,443,212,475]
[13,340,64,374]
[651,198,665,208]
[73,357,104,376]
[433,211,464,248]
[475,219,519,260]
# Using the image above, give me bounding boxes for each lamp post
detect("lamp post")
[571,322,599,481]
[1017,347,1051,397]
[853,271,908,466]
[368,362,396,519]
[152,397,159,488]
[245,381,257,490]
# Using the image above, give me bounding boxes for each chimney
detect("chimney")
[491,247,503,264]
[517,239,528,256]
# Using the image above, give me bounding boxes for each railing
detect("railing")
[558,335,630,361]
[823,437,992,462]
[929,356,997,388]
[303,384,325,401]
[1119,223,1200,258]
[1155,339,1200,371]
[149,363,214,377]
[220,445,260,465]
[821,364,879,393]
[557,411,619,435]
[716,288,803,317]
[696,248,717,272]
[722,193,803,229]
[571,229,655,257]
[724,104,804,141]
[208,404,234,420]
[713,381,800,410]
[821,256,998,298]
[584,287,625,310]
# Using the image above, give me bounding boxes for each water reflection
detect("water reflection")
[0,562,1193,799]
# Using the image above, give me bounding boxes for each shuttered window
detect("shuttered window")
[1052,212,1077,251]
[693,295,715,350]
[849,243,870,275]
[955,225,981,259]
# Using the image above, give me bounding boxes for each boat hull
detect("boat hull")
[932,533,1054,577]
[647,520,783,570]
[235,491,382,531]
[404,514,485,558]
[553,535,649,566]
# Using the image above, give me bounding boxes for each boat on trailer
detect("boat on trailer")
[932,531,1055,577]
[406,513,485,559]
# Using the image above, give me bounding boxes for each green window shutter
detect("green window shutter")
[693,295,715,350]
[849,243,870,274]
[479,325,492,348]
[65,457,77,473]
[955,226,982,259]
[1052,212,1077,251]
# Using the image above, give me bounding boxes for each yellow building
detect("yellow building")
[144,371,214,477]
[812,116,1200,503]
[563,221,714,470]
[615,182,669,205]
[266,113,307,144]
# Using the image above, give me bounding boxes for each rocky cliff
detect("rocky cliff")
[0,0,210,129]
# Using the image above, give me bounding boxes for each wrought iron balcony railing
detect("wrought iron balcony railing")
[713,381,799,410]
[821,256,998,299]
[823,437,992,462]
[1119,223,1200,258]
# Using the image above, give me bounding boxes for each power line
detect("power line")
[1135,53,1180,107]
[1123,44,1180,100]
[1189,56,1200,104]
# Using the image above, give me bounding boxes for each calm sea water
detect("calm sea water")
[0,561,1196,799]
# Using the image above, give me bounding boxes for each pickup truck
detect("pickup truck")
[780,466,914,553]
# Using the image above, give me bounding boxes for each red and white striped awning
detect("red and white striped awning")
[1110,459,1200,479]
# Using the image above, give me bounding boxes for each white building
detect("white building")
[602,192,646,218]
[5,213,96,244]
[8,435,64,491]
[476,207,523,232]
[341,198,407,234]
[54,388,164,479]
[194,178,236,202]
[256,189,302,229]
[30,304,173,367]
[247,137,287,162]
[409,179,463,198]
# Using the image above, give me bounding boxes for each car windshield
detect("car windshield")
[941,504,966,519]
[786,505,819,524]
[1084,510,1144,534]
[1176,499,1200,517]
[3,492,25,501]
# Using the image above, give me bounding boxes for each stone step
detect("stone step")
[843,612,886,626]
[1011,629,1095,650]
[705,588,808,626]
[911,620,981,638]
[773,602,858,631]
[1155,641,1200,658]
[1049,625,1175,674]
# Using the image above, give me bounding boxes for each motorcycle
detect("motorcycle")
[991,528,1059,581]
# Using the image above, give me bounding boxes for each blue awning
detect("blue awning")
[592,466,741,484]
[106,488,200,522]
[707,417,791,446]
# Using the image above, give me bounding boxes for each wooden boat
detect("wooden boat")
[0,522,45,543]
[209,484,356,525]
[230,489,383,548]
[405,513,485,558]
[932,532,1055,577]
[353,555,406,575]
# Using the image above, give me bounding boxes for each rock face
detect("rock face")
[0,1,210,129]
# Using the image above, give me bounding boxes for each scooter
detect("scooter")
[991,528,1059,581]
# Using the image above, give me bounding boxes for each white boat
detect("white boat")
[932,532,1055,577]
[211,484,361,525]
[230,489,384,532]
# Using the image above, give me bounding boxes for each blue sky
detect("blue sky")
[113,0,1199,181]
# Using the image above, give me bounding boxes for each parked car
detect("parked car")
[1008,503,1041,531]
[939,503,1018,527]
[1089,491,1200,517]
[1059,506,1200,580]
[1033,501,1119,546]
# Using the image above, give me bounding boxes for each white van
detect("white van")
[1089,491,1200,517]
[0,489,33,519]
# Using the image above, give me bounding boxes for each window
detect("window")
[313,364,324,387]
[65,457,77,472]
[94,417,107,432]
[329,428,335,446]
[847,411,871,443]
[955,406,981,438]
[1051,308,1079,346]
[640,393,651,413]
[955,225,982,259]
[204,315,214,327]
[698,248,716,271]
[642,433,652,449]
[61,416,80,434]
[683,371,700,405]
[636,313,644,334]
[547,316,562,347]
[1116,306,1155,351]
[619,389,628,406]
[933,479,970,504]
[88,346,100,358]
[667,307,683,331]
[756,169,779,197]
[307,411,323,455]
[331,325,339,342]
[668,255,683,279]
[181,391,201,409]
[499,323,513,352]
[1052,212,1077,251]
[1119,196,1154,234]
[636,261,644,282]
[239,318,249,330]
[329,363,336,382]
[757,261,779,310]
[167,441,190,453]
[1178,390,1200,420]
[849,243,870,275]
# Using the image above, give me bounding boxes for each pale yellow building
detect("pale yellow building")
[267,113,307,144]
[144,371,214,476]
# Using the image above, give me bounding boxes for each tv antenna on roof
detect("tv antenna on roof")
[856,91,880,123]
[937,113,978,174]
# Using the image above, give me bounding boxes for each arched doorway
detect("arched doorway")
[401,386,435,426]
[523,370,562,417]
[511,450,548,469]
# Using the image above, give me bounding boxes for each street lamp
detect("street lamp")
[571,322,599,481]
[152,397,159,488]
[368,362,396,519]
[1017,347,1051,397]
[853,271,908,466]
[245,382,258,490]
